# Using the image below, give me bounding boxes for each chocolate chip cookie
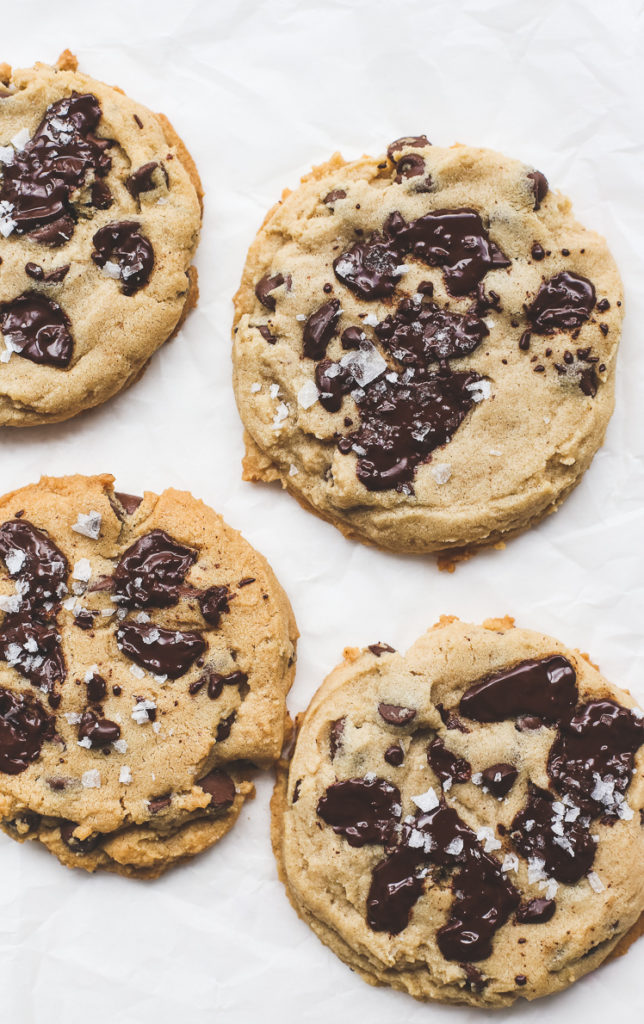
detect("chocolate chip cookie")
[0,51,202,426]
[0,474,297,877]
[272,617,644,1006]
[233,138,623,553]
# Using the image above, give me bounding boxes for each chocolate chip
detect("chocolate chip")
[324,189,347,204]
[384,744,404,766]
[531,242,545,261]
[258,324,276,343]
[596,298,610,312]
[73,609,96,631]
[148,794,171,814]
[428,737,471,786]
[329,717,346,760]
[395,154,425,182]
[198,585,230,627]
[78,710,121,748]
[86,672,107,704]
[126,162,161,198]
[378,703,416,726]
[481,763,518,798]
[516,897,556,924]
[515,975,527,987]
[90,180,113,210]
[114,492,142,515]
[198,768,235,809]
[255,273,286,311]
[368,643,396,657]
[341,326,363,349]
[302,299,341,360]
[387,136,430,161]
[216,711,236,742]
[60,821,101,854]
[527,170,549,210]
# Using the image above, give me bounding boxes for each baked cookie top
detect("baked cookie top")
[273,619,644,1006]
[0,52,202,426]
[0,474,297,876]
[233,138,623,554]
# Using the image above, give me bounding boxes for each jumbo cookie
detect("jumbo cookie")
[272,618,644,1006]
[0,474,297,877]
[233,137,623,554]
[0,51,202,426]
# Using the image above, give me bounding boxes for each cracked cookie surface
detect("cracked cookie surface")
[233,139,623,553]
[0,474,297,877]
[272,618,644,1006]
[0,52,202,426]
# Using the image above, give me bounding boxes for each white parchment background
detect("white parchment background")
[0,1,643,1021]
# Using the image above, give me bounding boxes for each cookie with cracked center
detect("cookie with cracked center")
[233,137,623,554]
[0,51,202,426]
[272,617,644,1006]
[0,474,297,877]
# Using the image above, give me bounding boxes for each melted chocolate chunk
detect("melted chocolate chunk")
[324,189,347,204]
[333,235,400,300]
[199,585,230,627]
[436,702,470,733]
[511,787,596,884]
[198,768,235,809]
[0,618,65,699]
[60,821,101,854]
[317,776,401,847]
[368,643,396,657]
[148,794,171,814]
[386,208,510,297]
[0,292,74,368]
[516,897,556,924]
[117,621,205,678]
[91,221,154,295]
[255,273,285,311]
[257,324,276,344]
[468,283,501,317]
[0,685,54,774]
[387,136,431,161]
[459,656,577,723]
[114,492,142,515]
[428,737,471,786]
[86,672,107,703]
[302,299,341,360]
[0,518,68,608]
[206,670,248,700]
[384,743,404,766]
[547,700,644,819]
[0,92,112,246]
[112,529,196,609]
[375,297,488,367]
[527,171,549,211]
[78,710,121,747]
[126,162,161,198]
[394,154,426,182]
[90,180,113,210]
[315,358,353,412]
[341,326,363,349]
[341,368,482,492]
[24,262,70,283]
[367,846,424,933]
[73,609,96,630]
[482,763,518,798]
[596,298,610,313]
[527,272,596,333]
[367,803,520,955]
[378,703,416,726]
[329,716,346,759]
[216,711,236,741]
